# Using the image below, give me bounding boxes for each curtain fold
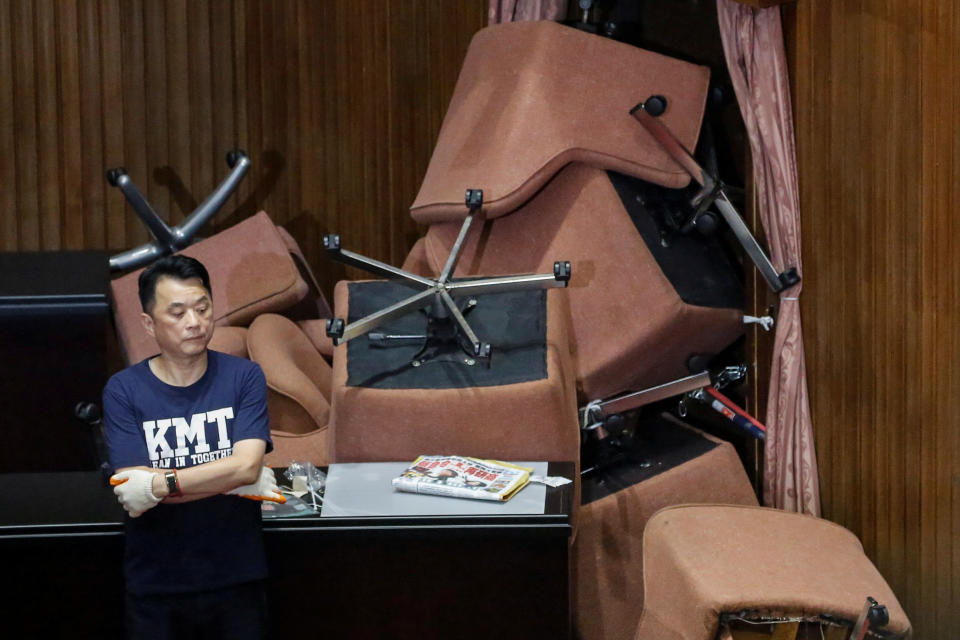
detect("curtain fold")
[716,0,820,515]
[488,0,568,24]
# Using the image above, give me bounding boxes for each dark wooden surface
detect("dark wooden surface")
[0,0,486,300]
[783,2,960,636]
[0,466,572,638]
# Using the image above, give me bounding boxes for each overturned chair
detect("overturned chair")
[398,24,753,638]
[322,189,581,467]
[634,505,911,639]
[403,20,754,405]
[388,19,908,640]
[322,20,754,473]
[106,155,334,466]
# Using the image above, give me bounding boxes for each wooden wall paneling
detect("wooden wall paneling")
[339,1,382,273]
[118,0,150,251]
[369,2,393,266]
[386,0,426,262]
[0,2,489,271]
[882,0,923,629]
[142,0,170,226]
[35,0,62,250]
[0,1,16,250]
[12,0,38,250]
[272,0,293,228]
[922,3,960,632]
[329,0,357,284]
[282,2,302,234]
[101,0,126,250]
[255,0,284,228]
[859,0,882,572]
[208,0,238,219]
[355,0,387,267]
[944,4,958,629]
[56,0,84,250]
[302,0,332,289]
[229,0,248,220]
[282,0,303,230]
[78,0,105,248]
[186,0,214,217]
[785,0,960,635]
[325,0,351,271]
[290,0,317,266]
[831,0,862,548]
[916,4,938,628]
[239,0,264,227]
[164,0,189,226]
[884,0,920,601]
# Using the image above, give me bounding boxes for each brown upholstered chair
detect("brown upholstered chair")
[327,280,580,467]
[397,23,911,640]
[110,211,315,364]
[405,21,745,404]
[633,504,912,640]
[246,313,332,467]
[109,210,335,467]
[574,416,759,640]
[409,21,709,222]
[409,164,744,401]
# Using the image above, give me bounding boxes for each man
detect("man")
[102,255,284,640]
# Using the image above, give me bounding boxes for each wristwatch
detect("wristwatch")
[164,470,182,497]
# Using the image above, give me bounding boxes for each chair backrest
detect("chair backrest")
[418,164,743,400]
[410,20,710,224]
[407,23,742,401]
[109,211,310,364]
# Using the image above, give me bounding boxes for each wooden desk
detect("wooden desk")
[0,462,574,639]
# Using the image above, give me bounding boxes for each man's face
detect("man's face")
[141,276,214,359]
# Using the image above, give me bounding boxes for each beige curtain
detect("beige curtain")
[488,0,568,24]
[716,0,821,515]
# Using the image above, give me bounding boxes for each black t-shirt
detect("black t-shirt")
[102,351,273,595]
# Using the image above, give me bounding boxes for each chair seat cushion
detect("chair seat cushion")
[264,428,329,468]
[634,504,912,640]
[328,281,579,466]
[247,313,332,435]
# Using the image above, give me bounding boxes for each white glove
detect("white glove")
[227,466,286,504]
[110,469,162,518]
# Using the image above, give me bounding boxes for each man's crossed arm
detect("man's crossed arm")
[110,439,285,517]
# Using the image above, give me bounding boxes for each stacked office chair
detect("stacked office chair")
[322,20,750,473]
[402,20,748,403]
[385,20,908,640]
[104,21,911,639]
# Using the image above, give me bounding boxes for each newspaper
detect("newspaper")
[392,456,533,502]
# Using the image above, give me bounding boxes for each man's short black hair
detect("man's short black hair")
[138,255,212,314]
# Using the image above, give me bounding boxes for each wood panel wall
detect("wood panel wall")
[0,0,486,296]
[783,1,959,636]
[7,0,956,634]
